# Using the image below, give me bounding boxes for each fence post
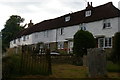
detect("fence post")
[20,46,24,74]
[46,49,52,74]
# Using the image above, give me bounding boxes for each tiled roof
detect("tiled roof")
[15,2,120,39]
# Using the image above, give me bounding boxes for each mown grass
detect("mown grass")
[51,64,88,78]
[17,63,120,79]
[107,61,120,72]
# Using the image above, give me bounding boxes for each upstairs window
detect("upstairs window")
[35,33,38,39]
[85,10,91,17]
[23,36,26,41]
[58,28,64,35]
[18,38,20,42]
[27,35,29,40]
[13,40,16,44]
[103,19,111,29]
[79,23,86,31]
[65,16,70,22]
[44,30,48,37]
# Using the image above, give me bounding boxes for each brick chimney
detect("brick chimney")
[86,2,93,9]
[28,20,33,27]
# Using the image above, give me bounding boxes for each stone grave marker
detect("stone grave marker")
[87,48,107,77]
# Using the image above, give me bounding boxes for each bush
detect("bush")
[111,32,120,63]
[2,53,22,77]
[73,30,96,57]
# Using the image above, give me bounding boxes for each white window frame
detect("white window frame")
[65,16,70,22]
[85,10,91,17]
[58,28,64,35]
[58,42,64,49]
[104,37,112,48]
[103,19,111,29]
[98,37,112,48]
[79,23,86,31]
[98,38,104,48]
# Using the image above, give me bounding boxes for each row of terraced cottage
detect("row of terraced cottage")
[10,2,120,53]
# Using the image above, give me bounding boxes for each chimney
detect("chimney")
[86,2,93,9]
[28,20,33,27]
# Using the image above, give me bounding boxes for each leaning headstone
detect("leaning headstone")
[87,48,107,77]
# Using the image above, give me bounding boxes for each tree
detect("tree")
[2,15,24,52]
[73,30,96,57]
[111,32,120,63]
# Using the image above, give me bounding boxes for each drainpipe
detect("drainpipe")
[56,29,58,51]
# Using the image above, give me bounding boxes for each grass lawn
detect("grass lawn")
[17,64,120,79]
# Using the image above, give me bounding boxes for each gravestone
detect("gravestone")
[87,48,107,77]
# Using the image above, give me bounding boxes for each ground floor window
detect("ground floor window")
[98,37,112,48]
[58,42,64,49]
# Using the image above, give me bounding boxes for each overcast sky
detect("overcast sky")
[0,0,119,31]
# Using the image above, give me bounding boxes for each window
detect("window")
[65,16,70,22]
[35,33,38,39]
[44,31,48,37]
[98,37,112,48]
[45,43,50,49]
[58,42,64,49]
[79,23,86,31]
[105,38,112,48]
[58,28,64,35]
[13,40,16,44]
[18,38,20,42]
[85,10,91,17]
[103,19,111,29]
[98,38,104,48]
[27,35,29,39]
[23,36,26,41]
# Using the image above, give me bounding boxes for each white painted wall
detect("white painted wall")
[31,29,57,44]
[10,17,119,48]
[57,25,79,42]
[86,17,119,37]
[118,17,120,32]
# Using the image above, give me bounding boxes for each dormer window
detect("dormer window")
[65,16,70,22]
[85,10,91,17]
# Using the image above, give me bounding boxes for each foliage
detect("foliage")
[107,61,120,72]
[2,15,24,53]
[2,53,22,77]
[111,32,120,63]
[73,30,96,57]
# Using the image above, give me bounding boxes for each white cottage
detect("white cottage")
[10,2,120,53]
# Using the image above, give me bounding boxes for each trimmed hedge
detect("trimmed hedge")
[111,32,120,63]
[73,30,96,57]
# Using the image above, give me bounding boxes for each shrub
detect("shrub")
[111,32,120,63]
[73,30,96,57]
[2,53,22,77]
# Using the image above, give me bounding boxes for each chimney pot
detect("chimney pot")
[91,2,92,6]
[87,2,90,6]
